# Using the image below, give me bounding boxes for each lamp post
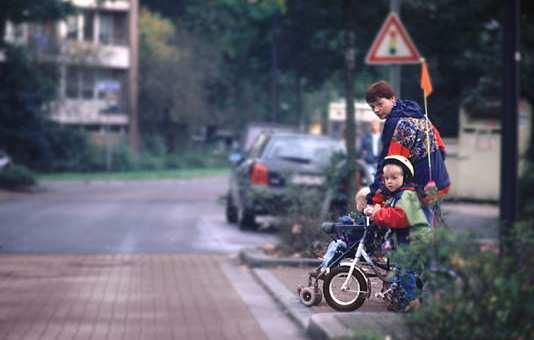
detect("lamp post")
[500,0,520,252]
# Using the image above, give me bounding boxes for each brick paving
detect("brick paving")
[0,254,268,340]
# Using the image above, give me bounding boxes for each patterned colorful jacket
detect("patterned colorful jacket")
[367,99,451,205]
[373,186,429,244]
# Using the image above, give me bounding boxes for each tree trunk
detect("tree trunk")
[0,18,6,47]
[295,75,304,131]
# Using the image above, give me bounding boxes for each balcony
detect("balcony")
[50,98,129,126]
[60,41,130,69]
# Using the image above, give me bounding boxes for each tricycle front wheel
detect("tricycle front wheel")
[323,266,368,312]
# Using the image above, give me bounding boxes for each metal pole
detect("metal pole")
[344,0,357,211]
[500,0,520,248]
[389,0,401,97]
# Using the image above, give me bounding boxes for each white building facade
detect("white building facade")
[3,0,138,146]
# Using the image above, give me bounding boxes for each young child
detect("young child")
[318,187,370,271]
[364,155,428,311]
[365,155,429,242]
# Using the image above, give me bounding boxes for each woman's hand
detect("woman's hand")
[364,204,382,217]
[363,206,375,216]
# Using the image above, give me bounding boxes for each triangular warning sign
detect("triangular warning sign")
[365,13,421,64]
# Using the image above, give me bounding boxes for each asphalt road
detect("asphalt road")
[0,176,278,254]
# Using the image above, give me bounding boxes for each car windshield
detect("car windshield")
[263,136,344,165]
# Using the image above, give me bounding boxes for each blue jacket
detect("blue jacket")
[368,99,450,204]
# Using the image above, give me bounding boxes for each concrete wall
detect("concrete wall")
[446,99,532,201]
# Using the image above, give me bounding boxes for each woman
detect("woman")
[364,80,450,223]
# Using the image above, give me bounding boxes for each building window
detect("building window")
[66,66,95,99]
[65,66,125,112]
[83,11,94,42]
[81,68,95,99]
[66,66,79,98]
[66,15,78,40]
[96,69,126,113]
[99,12,127,46]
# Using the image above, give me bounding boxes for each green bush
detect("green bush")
[135,152,166,171]
[142,135,167,156]
[391,225,534,340]
[46,127,107,173]
[0,165,36,190]
[109,143,137,171]
[270,184,330,257]
[164,154,184,169]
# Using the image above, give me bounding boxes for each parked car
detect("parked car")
[234,122,295,153]
[226,131,345,229]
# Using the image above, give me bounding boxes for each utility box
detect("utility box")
[446,98,532,201]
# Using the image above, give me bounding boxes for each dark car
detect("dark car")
[225,131,345,229]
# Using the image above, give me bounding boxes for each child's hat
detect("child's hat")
[383,155,414,178]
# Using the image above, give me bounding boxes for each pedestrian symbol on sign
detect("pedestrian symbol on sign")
[388,30,397,55]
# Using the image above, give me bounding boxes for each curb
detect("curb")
[239,248,322,268]
[250,268,312,330]
[307,313,355,340]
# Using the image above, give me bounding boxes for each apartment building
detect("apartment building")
[3,0,139,147]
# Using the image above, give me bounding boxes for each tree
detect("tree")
[142,0,534,139]
[0,0,77,170]
[138,8,219,151]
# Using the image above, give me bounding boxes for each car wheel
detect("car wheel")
[226,194,239,224]
[238,207,256,230]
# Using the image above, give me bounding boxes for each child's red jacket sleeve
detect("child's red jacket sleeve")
[373,190,429,229]
[373,207,409,229]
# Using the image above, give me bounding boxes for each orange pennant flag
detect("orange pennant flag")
[420,58,433,97]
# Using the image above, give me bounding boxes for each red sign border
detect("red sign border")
[365,13,421,64]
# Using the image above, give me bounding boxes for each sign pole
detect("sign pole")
[389,0,401,97]
[500,0,520,253]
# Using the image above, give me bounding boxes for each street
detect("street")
[0,176,305,340]
[0,176,278,254]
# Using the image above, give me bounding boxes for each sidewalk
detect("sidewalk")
[0,253,299,340]
[239,202,499,340]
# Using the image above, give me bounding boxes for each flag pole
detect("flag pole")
[421,58,432,180]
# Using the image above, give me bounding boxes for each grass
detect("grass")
[37,167,230,181]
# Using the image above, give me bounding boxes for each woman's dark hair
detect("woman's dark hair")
[365,80,396,103]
